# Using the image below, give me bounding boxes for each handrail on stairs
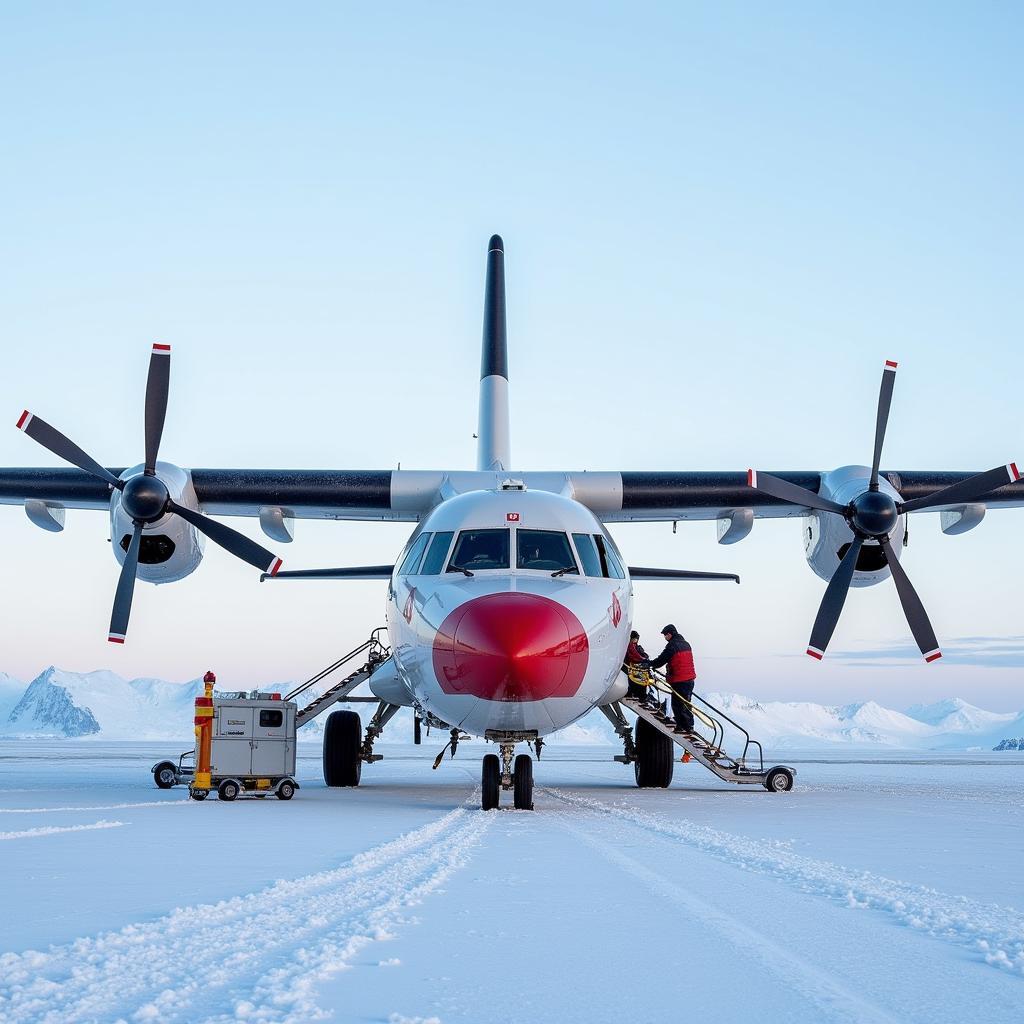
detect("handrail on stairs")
[285,626,390,704]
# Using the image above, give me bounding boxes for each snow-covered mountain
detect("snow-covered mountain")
[0,667,1022,750]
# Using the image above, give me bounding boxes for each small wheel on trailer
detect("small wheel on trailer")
[634,717,674,788]
[513,753,534,810]
[189,788,209,801]
[323,709,362,787]
[218,779,240,802]
[481,753,501,811]
[764,767,794,793]
[153,761,177,789]
[276,779,296,801]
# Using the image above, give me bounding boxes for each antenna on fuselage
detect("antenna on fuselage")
[477,234,511,472]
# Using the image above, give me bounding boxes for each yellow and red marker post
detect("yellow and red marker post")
[193,670,216,791]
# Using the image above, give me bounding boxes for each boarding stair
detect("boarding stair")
[610,668,795,790]
[289,628,392,728]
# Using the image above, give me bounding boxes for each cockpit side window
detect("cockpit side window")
[398,532,432,576]
[420,531,454,575]
[594,535,625,579]
[448,529,510,571]
[516,529,578,573]
[572,533,603,577]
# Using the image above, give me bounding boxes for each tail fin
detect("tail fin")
[477,234,511,471]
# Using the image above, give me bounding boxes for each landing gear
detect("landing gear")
[481,753,501,810]
[634,717,674,788]
[414,715,422,745]
[323,709,362,787]
[764,766,795,792]
[513,753,534,810]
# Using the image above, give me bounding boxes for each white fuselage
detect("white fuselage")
[383,488,632,738]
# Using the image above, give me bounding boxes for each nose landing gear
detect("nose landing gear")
[480,738,535,811]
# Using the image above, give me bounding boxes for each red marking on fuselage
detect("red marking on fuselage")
[432,592,589,702]
[403,585,416,623]
[506,512,520,522]
[610,591,622,628]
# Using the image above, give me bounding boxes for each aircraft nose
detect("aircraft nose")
[432,592,589,701]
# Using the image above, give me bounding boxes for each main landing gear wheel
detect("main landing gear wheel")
[513,753,534,810]
[764,767,795,793]
[323,709,362,787]
[153,761,176,789]
[218,779,240,801]
[481,753,500,810]
[634,717,674,789]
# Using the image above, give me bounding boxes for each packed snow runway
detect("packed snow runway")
[1,742,1021,1023]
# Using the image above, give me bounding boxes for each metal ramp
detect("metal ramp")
[289,629,391,728]
[607,678,795,790]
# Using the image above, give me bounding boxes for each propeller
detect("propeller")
[748,360,1018,662]
[17,344,282,643]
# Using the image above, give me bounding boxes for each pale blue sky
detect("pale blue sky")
[1,3,1021,709]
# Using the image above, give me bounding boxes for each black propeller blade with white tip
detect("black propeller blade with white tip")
[746,470,848,515]
[144,343,171,475]
[16,411,123,490]
[169,500,282,575]
[109,523,143,644]
[806,537,863,660]
[900,463,1021,513]
[879,536,942,662]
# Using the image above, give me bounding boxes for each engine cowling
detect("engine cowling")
[109,462,205,584]
[803,465,906,586]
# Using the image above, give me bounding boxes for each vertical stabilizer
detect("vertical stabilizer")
[477,234,511,471]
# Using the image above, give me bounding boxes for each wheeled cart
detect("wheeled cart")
[152,689,300,802]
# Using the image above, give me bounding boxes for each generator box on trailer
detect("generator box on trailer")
[211,697,297,779]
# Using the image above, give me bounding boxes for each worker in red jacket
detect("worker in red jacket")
[649,624,697,734]
[623,630,651,703]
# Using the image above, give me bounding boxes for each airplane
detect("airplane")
[1,235,1021,809]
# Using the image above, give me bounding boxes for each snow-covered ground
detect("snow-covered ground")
[0,741,1021,1023]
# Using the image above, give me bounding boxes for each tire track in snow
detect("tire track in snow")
[0,803,493,1024]
[0,801,188,814]
[549,789,1024,977]
[0,820,125,841]
[551,804,898,1024]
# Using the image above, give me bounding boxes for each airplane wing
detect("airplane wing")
[2,467,1021,524]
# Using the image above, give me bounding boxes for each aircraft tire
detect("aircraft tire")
[513,753,534,810]
[481,753,501,810]
[634,717,674,789]
[414,715,422,745]
[323,709,363,787]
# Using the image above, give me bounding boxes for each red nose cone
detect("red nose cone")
[432,593,589,701]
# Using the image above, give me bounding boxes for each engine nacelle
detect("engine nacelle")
[109,462,205,584]
[803,465,906,587]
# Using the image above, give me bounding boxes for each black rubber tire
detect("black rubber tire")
[153,761,177,789]
[764,767,794,793]
[218,779,240,801]
[481,753,501,810]
[414,715,422,745]
[190,788,208,801]
[634,717,674,788]
[323,709,363,787]
[276,780,296,801]
[513,753,534,810]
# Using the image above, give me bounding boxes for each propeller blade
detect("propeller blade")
[879,536,941,662]
[168,500,282,575]
[747,470,848,515]
[806,536,863,659]
[899,463,1021,513]
[16,411,122,490]
[109,523,143,643]
[869,360,898,490]
[144,343,171,474]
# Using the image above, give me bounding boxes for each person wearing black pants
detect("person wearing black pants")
[649,624,697,734]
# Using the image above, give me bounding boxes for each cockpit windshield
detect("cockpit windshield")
[448,529,510,571]
[516,529,577,573]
